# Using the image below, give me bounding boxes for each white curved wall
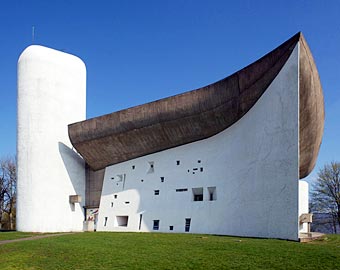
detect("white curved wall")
[17,45,86,232]
[97,44,300,240]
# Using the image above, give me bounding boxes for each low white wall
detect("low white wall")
[17,45,86,232]
[298,180,309,233]
[97,44,300,240]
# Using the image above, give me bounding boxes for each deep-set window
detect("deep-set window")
[153,220,160,230]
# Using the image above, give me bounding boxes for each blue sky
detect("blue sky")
[0,1,339,183]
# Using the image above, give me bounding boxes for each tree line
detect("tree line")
[0,156,16,230]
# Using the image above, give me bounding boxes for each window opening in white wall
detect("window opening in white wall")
[176,160,180,165]
[192,187,203,201]
[160,177,164,182]
[125,201,130,204]
[200,167,204,172]
[176,188,188,192]
[104,217,108,227]
[132,165,135,170]
[198,160,201,163]
[114,194,117,199]
[115,216,129,227]
[115,174,126,190]
[154,190,160,195]
[153,220,160,230]
[185,218,191,232]
[208,187,217,201]
[111,202,113,207]
[139,214,143,230]
[141,179,144,182]
[147,161,155,173]
[169,226,174,231]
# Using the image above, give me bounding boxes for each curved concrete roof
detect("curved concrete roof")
[68,32,324,178]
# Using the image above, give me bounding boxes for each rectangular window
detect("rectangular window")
[208,187,217,201]
[115,216,129,227]
[176,160,180,165]
[192,187,203,201]
[176,188,188,192]
[169,226,174,231]
[154,190,160,195]
[185,218,191,232]
[153,220,160,230]
[104,217,108,227]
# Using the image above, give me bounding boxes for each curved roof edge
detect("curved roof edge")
[299,34,324,178]
[69,33,324,177]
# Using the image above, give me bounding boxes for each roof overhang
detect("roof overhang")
[68,32,324,179]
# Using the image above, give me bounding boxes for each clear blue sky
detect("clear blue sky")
[0,1,339,183]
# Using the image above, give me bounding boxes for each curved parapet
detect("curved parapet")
[69,33,324,178]
[299,34,324,178]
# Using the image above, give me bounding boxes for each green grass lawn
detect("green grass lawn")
[0,231,40,241]
[0,232,339,270]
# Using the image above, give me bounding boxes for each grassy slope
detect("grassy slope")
[0,232,339,270]
[0,231,39,241]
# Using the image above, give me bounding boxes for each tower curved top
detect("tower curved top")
[18,45,86,71]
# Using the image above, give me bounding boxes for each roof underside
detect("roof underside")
[68,32,324,178]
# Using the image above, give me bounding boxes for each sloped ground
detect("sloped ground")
[0,232,339,270]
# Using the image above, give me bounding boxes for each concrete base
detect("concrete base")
[299,232,325,243]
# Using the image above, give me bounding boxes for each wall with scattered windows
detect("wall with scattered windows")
[97,46,300,240]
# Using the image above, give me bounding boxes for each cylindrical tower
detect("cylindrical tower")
[17,45,86,232]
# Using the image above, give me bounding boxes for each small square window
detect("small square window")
[114,194,118,199]
[115,216,128,227]
[132,165,135,170]
[169,226,174,231]
[160,177,164,182]
[153,220,160,230]
[176,160,180,165]
[154,190,160,195]
[192,187,203,201]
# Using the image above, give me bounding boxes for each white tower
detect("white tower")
[17,45,86,232]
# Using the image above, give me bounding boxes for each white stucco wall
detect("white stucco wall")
[17,45,86,232]
[298,180,309,233]
[97,44,300,240]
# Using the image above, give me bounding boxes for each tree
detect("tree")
[0,156,16,230]
[311,161,340,233]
